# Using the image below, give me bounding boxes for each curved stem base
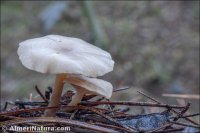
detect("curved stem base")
[62,86,85,112]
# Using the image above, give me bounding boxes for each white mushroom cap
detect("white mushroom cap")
[64,74,113,99]
[17,35,114,77]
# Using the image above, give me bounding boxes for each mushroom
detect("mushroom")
[17,35,114,117]
[62,74,113,112]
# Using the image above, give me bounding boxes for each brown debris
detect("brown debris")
[0,87,199,133]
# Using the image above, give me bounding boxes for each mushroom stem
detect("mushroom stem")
[62,85,86,112]
[44,74,67,117]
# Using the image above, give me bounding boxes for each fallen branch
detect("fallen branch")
[162,94,200,100]
[169,121,200,129]
[138,90,199,126]
[80,101,187,109]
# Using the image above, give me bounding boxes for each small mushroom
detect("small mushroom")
[62,74,113,112]
[17,35,114,117]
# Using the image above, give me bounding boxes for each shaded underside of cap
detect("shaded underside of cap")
[64,74,113,99]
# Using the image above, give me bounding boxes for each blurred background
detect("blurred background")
[1,1,199,121]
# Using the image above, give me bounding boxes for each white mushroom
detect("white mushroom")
[17,35,114,117]
[62,74,113,112]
